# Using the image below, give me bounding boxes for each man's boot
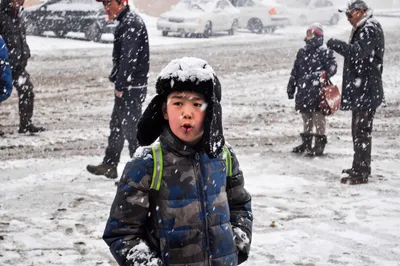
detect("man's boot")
[292,133,313,153]
[18,124,46,134]
[18,94,45,133]
[86,163,118,179]
[307,135,327,156]
[347,171,369,185]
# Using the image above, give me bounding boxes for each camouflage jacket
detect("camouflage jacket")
[103,128,253,266]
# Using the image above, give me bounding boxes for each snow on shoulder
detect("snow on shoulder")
[158,57,215,82]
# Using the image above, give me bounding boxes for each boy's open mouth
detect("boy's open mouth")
[182,124,193,133]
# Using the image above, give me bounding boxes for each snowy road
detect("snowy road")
[1,17,400,266]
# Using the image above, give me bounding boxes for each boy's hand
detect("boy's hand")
[125,241,161,266]
[233,227,250,254]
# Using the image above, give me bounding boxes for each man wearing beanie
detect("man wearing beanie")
[287,22,337,157]
[327,0,385,184]
[103,57,253,266]
[86,0,149,179]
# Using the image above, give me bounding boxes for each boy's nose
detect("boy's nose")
[182,111,192,120]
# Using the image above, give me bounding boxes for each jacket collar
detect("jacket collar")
[159,126,203,158]
[348,9,374,43]
[116,6,130,21]
[356,9,373,28]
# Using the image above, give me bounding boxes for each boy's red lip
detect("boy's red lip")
[182,124,193,133]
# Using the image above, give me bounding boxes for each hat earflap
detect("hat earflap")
[203,94,225,158]
[137,95,166,146]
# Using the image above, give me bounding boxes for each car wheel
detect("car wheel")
[26,20,42,36]
[298,15,307,26]
[330,14,339,25]
[85,22,102,42]
[54,30,68,38]
[228,19,238,35]
[248,18,263,34]
[203,21,212,38]
[162,31,169,36]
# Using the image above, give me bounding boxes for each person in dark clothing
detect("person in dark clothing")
[87,0,150,179]
[327,0,385,184]
[0,34,13,136]
[103,57,252,266]
[288,23,337,156]
[0,0,45,133]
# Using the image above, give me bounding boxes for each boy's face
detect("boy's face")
[163,91,207,145]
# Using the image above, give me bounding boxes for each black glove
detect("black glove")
[288,93,294,100]
[125,243,162,266]
[109,65,118,83]
[326,38,335,49]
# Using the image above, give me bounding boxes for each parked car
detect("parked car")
[156,0,240,38]
[277,0,340,25]
[230,0,289,33]
[23,0,116,42]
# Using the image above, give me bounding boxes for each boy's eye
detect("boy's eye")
[194,103,203,107]
[173,101,183,106]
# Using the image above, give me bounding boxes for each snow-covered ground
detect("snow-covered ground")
[1,13,400,266]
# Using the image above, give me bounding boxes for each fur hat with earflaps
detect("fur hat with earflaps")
[137,57,224,158]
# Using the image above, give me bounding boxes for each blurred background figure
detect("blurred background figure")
[0,0,45,134]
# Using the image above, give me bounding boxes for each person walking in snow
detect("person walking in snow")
[287,23,337,157]
[86,0,149,179]
[103,57,253,266]
[0,0,45,134]
[0,34,13,136]
[327,0,385,184]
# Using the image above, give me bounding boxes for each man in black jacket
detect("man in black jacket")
[327,0,385,184]
[87,0,149,179]
[0,0,45,133]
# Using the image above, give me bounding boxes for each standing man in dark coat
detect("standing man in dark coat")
[327,0,385,184]
[87,0,149,179]
[0,0,45,133]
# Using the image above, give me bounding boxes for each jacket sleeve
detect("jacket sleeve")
[287,49,302,97]
[115,22,145,91]
[103,153,153,265]
[324,49,337,80]
[327,25,380,59]
[0,39,13,102]
[226,147,252,261]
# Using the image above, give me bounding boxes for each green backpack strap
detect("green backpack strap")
[223,145,233,177]
[150,143,163,191]
[150,144,232,191]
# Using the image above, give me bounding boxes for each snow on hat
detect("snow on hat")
[137,57,224,158]
[307,22,323,36]
[338,0,369,13]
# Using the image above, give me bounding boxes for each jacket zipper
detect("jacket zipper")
[193,153,211,265]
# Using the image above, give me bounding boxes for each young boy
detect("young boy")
[0,35,13,136]
[287,23,337,156]
[103,57,253,266]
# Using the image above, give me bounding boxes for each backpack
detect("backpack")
[149,143,233,191]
